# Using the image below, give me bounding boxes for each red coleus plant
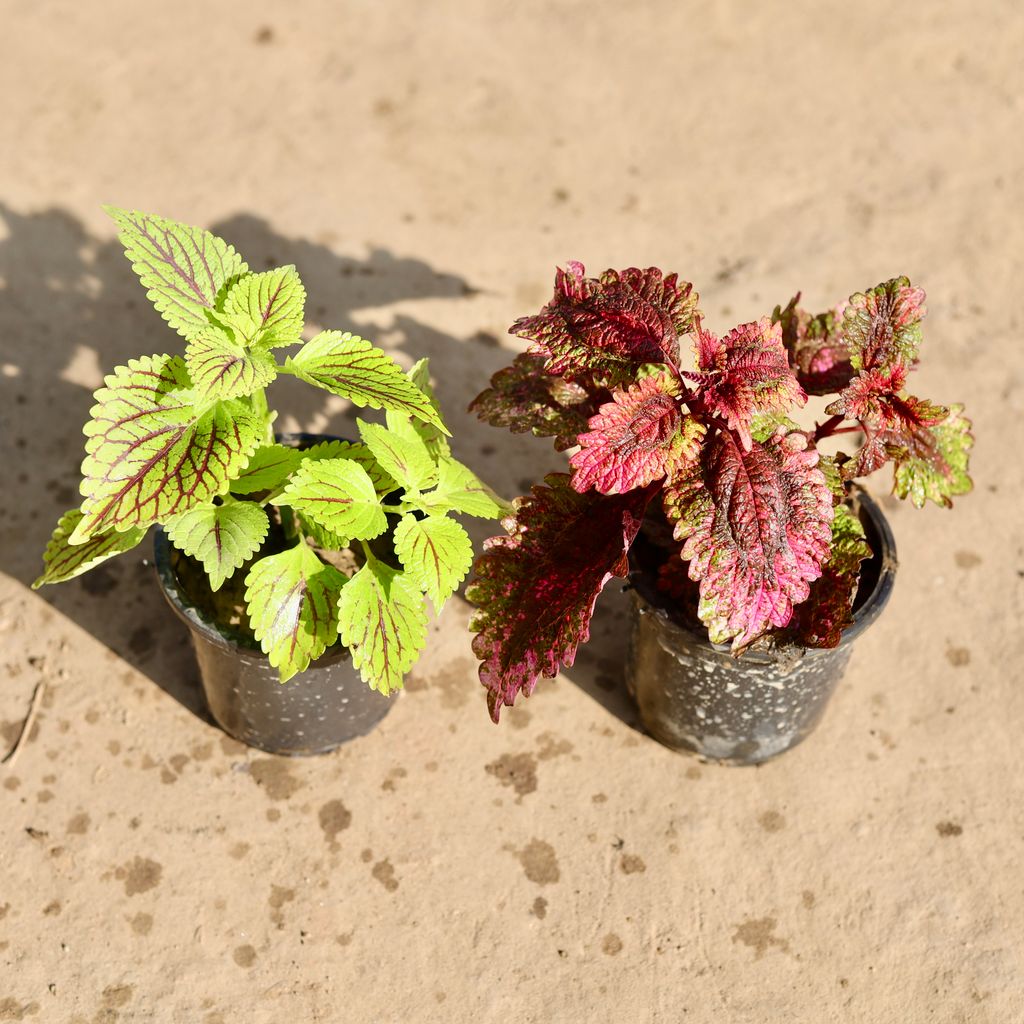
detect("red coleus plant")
[467,263,973,721]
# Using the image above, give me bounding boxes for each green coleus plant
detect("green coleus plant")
[467,263,973,720]
[34,207,504,690]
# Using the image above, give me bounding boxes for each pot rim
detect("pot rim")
[630,486,898,659]
[153,431,351,663]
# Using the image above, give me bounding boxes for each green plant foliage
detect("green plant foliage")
[164,498,270,591]
[37,207,503,693]
[338,559,428,694]
[244,543,347,682]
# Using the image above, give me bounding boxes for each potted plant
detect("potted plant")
[34,207,504,755]
[467,263,973,763]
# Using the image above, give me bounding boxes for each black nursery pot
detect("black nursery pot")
[153,433,393,756]
[626,491,897,765]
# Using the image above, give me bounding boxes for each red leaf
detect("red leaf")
[511,263,698,382]
[774,295,855,395]
[466,475,655,721]
[569,374,704,495]
[844,277,926,372]
[694,318,806,450]
[469,352,603,451]
[663,430,833,649]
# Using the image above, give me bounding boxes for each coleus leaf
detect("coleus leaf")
[467,474,655,721]
[693,317,806,451]
[469,352,604,452]
[71,355,261,541]
[185,327,278,401]
[219,266,306,347]
[788,502,871,648]
[415,457,509,518]
[165,498,269,592]
[284,331,446,431]
[105,206,247,340]
[663,430,834,650]
[229,443,303,495]
[357,419,437,492]
[844,277,926,372]
[393,359,451,459]
[393,514,474,612]
[33,509,145,588]
[274,457,388,541]
[299,439,397,494]
[338,560,429,694]
[569,374,704,495]
[511,263,699,382]
[244,543,346,682]
[773,295,855,395]
[892,403,973,508]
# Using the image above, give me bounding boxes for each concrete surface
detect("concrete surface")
[1,1,1022,1021]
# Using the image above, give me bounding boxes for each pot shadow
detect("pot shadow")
[0,204,500,721]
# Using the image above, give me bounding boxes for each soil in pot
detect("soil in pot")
[625,491,897,765]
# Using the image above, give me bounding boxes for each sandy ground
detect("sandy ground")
[1,1,1022,1021]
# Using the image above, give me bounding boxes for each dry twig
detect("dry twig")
[1,681,46,769]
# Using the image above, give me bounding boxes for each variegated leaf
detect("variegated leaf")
[229,444,303,495]
[892,404,973,508]
[185,328,278,401]
[357,419,437,492]
[105,206,247,339]
[245,544,347,682]
[71,355,261,541]
[393,514,473,611]
[220,266,306,347]
[33,509,145,588]
[845,277,926,372]
[274,457,388,541]
[415,457,509,518]
[299,439,397,494]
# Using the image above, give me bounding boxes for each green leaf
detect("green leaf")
[274,458,388,541]
[71,355,262,541]
[892,404,974,508]
[229,444,303,494]
[338,560,428,694]
[393,358,451,458]
[393,514,473,612]
[299,440,397,494]
[416,458,509,518]
[220,266,306,347]
[33,509,145,588]
[284,331,447,431]
[357,419,437,492]
[185,328,278,401]
[750,409,801,443]
[245,544,347,682]
[165,498,269,591]
[105,206,247,340]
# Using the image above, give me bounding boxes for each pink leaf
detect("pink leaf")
[466,475,656,721]
[663,430,833,649]
[570,374,704,495]
[469,352,603,451]
[774,295,855,395]
[511,264,699,382]
[844,277,926,372]
[693,318,806,450]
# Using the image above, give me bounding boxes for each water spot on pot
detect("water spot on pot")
[381,767,407,792]
[268,885,295,929]
[140,754,158,771]
[685,766,702,780]
[945,646,971,668]
[361,848,373,863]
[159,768,177,785]
[435,992,447,1004]
[169,754,189,774]
[620,854,646,875]
[954,550,981,569]
[2,778,19,792]
[601,933,623,956]
[107,740,122,756]
[66,813,90,835]
[0,997,39,1019]
[371,859,399,892]
[936,821,963,837]
[485,752,538,798]
[801,890,816,910]
[266,808,281,822]
[536,732,573,761]
[531,896,548,919]
[190,742,214,762]
[403,673,428,692]
[250,758,303,801]
[253,25,274,45]
[515,839,560,885]
[0,904,9,921]
[731,917,790,959]
[219,736,247,758]
[229,842,250,860]
[114,857,162,896]
[318,800,352,847]
[336,931,354,946]
[100,984,134,1013]
[758,811,786,833]
[42,900,61,917]
[84,709,100,725]
[129,912,153,936]
[592,793,607,804]
[232,944,257,968]
[127,626,155,659]
[506,706,532,730]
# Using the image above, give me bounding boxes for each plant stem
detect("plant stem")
[812,414,846,443]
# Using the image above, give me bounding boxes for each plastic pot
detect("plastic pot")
[625,490,897,765]
[153,433,393,756]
